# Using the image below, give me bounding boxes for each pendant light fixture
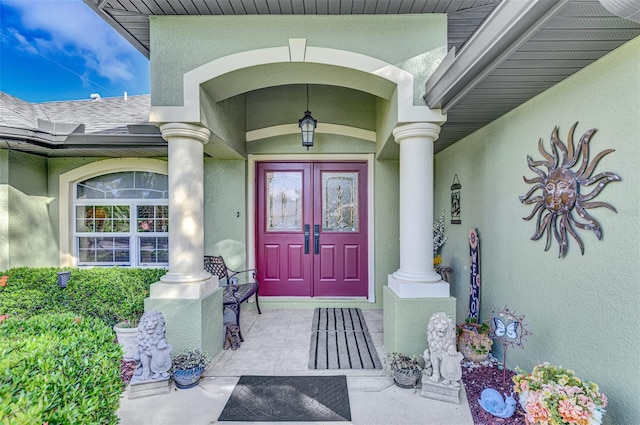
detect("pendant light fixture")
[299,84,317,150]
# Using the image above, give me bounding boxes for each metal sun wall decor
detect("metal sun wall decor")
[519,122,621,257]
[490,306,531,385]
[468,228,480,322]
[450,174,461,224]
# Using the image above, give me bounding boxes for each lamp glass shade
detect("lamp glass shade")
[299,111,317,148]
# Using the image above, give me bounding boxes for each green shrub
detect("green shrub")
[0,313,123,424]
[0,267,166,328]
[62,268,166,327]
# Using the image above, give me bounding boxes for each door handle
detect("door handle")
[304,224,310,254]
[314,225,320,255]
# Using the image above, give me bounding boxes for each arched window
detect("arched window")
[74,171,168,267]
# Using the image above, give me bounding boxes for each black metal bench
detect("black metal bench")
[204,255,261,341]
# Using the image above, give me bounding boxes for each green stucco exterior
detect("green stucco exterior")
[149,15,447,159]
[203,159,247,270]
[434,36,640,425]
[0,150,8,271]
[1,151,56,267]
[145,287,223,358]
[383,286,456,357]
[149,15,447,107]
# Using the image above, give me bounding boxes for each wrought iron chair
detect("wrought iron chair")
[204,255,261,341]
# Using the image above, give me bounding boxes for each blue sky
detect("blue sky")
[0,0,150,103]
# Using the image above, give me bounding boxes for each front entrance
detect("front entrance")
[256,162,368,297]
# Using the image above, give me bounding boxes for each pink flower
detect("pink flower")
[525,391,550,423]
[558,398,591,424]
[600,393,608,408]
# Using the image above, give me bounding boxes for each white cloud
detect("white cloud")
[5,0,141,84]
[8,27,38,54]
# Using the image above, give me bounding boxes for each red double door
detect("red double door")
[256,162,368,297]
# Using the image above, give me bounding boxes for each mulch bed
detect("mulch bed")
[460,357,526,425]
[120,359,137,386]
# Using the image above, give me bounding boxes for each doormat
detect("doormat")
[218,375,351,422]
[309,308,382,370]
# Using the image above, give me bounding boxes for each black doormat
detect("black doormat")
[218,375,351,422]
[309,308,382,370]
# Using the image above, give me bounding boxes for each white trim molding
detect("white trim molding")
[246,123,376,143]
[149,39,445,126]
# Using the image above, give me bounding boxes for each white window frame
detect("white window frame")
[73,199,169,267]
[58,159,169,268]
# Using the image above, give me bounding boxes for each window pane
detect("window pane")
[137,205,169,232]
[77,172,168,199]
[77,237,130,265]
[77,205,130,233]
[139,237,168,265]
[266,171,302,232]
[322,172,358,232]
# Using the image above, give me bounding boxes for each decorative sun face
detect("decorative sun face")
[519,122,620,257]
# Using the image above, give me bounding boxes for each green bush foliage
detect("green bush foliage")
[0,267,165,328]
[0,313,123,424]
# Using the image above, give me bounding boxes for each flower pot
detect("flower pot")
[173,366,204,389]
[393,368,420,389]
[113,323,138,360]
[457,325,493,363]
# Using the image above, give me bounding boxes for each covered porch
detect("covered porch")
[117,307,475,424]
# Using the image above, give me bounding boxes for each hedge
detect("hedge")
[0,313,123,424]
[0,267,166,328]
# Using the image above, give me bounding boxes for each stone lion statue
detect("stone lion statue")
[426,312,456,384]
[133,310,172,381]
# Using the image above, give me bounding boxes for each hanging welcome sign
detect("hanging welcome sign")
[468,228,480,321]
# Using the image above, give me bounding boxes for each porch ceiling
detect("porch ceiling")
[82,0,640,154]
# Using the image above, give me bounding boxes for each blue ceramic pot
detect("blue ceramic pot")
[173,366,204,389]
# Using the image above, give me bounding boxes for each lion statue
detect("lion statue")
[133,310,172,381]
[426,312,457,384]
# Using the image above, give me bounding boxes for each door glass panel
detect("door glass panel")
[322,172,358,232]
[266,171,302,232]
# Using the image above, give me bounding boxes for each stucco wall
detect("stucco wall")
[203,159,247,271]
[0,150,8,270]
[434,37,640,424]
[150,15,446,107]
[5,151,56,267]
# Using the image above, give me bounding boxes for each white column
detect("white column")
[157,122,211,288]
[388,122,449,298]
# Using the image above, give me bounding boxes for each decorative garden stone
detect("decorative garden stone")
[421,312,463,404]
[478,388,516,418]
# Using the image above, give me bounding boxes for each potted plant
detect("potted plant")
[171,348,212,389]
[456,317,493,363]
[113,291,144,360]
[513,362,607,425]
[113,316,140,360]
[383,351,422,388]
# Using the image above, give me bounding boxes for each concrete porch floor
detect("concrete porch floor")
[117,308,474,425]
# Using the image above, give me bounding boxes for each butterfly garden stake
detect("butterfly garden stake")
[490,306,531,385]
